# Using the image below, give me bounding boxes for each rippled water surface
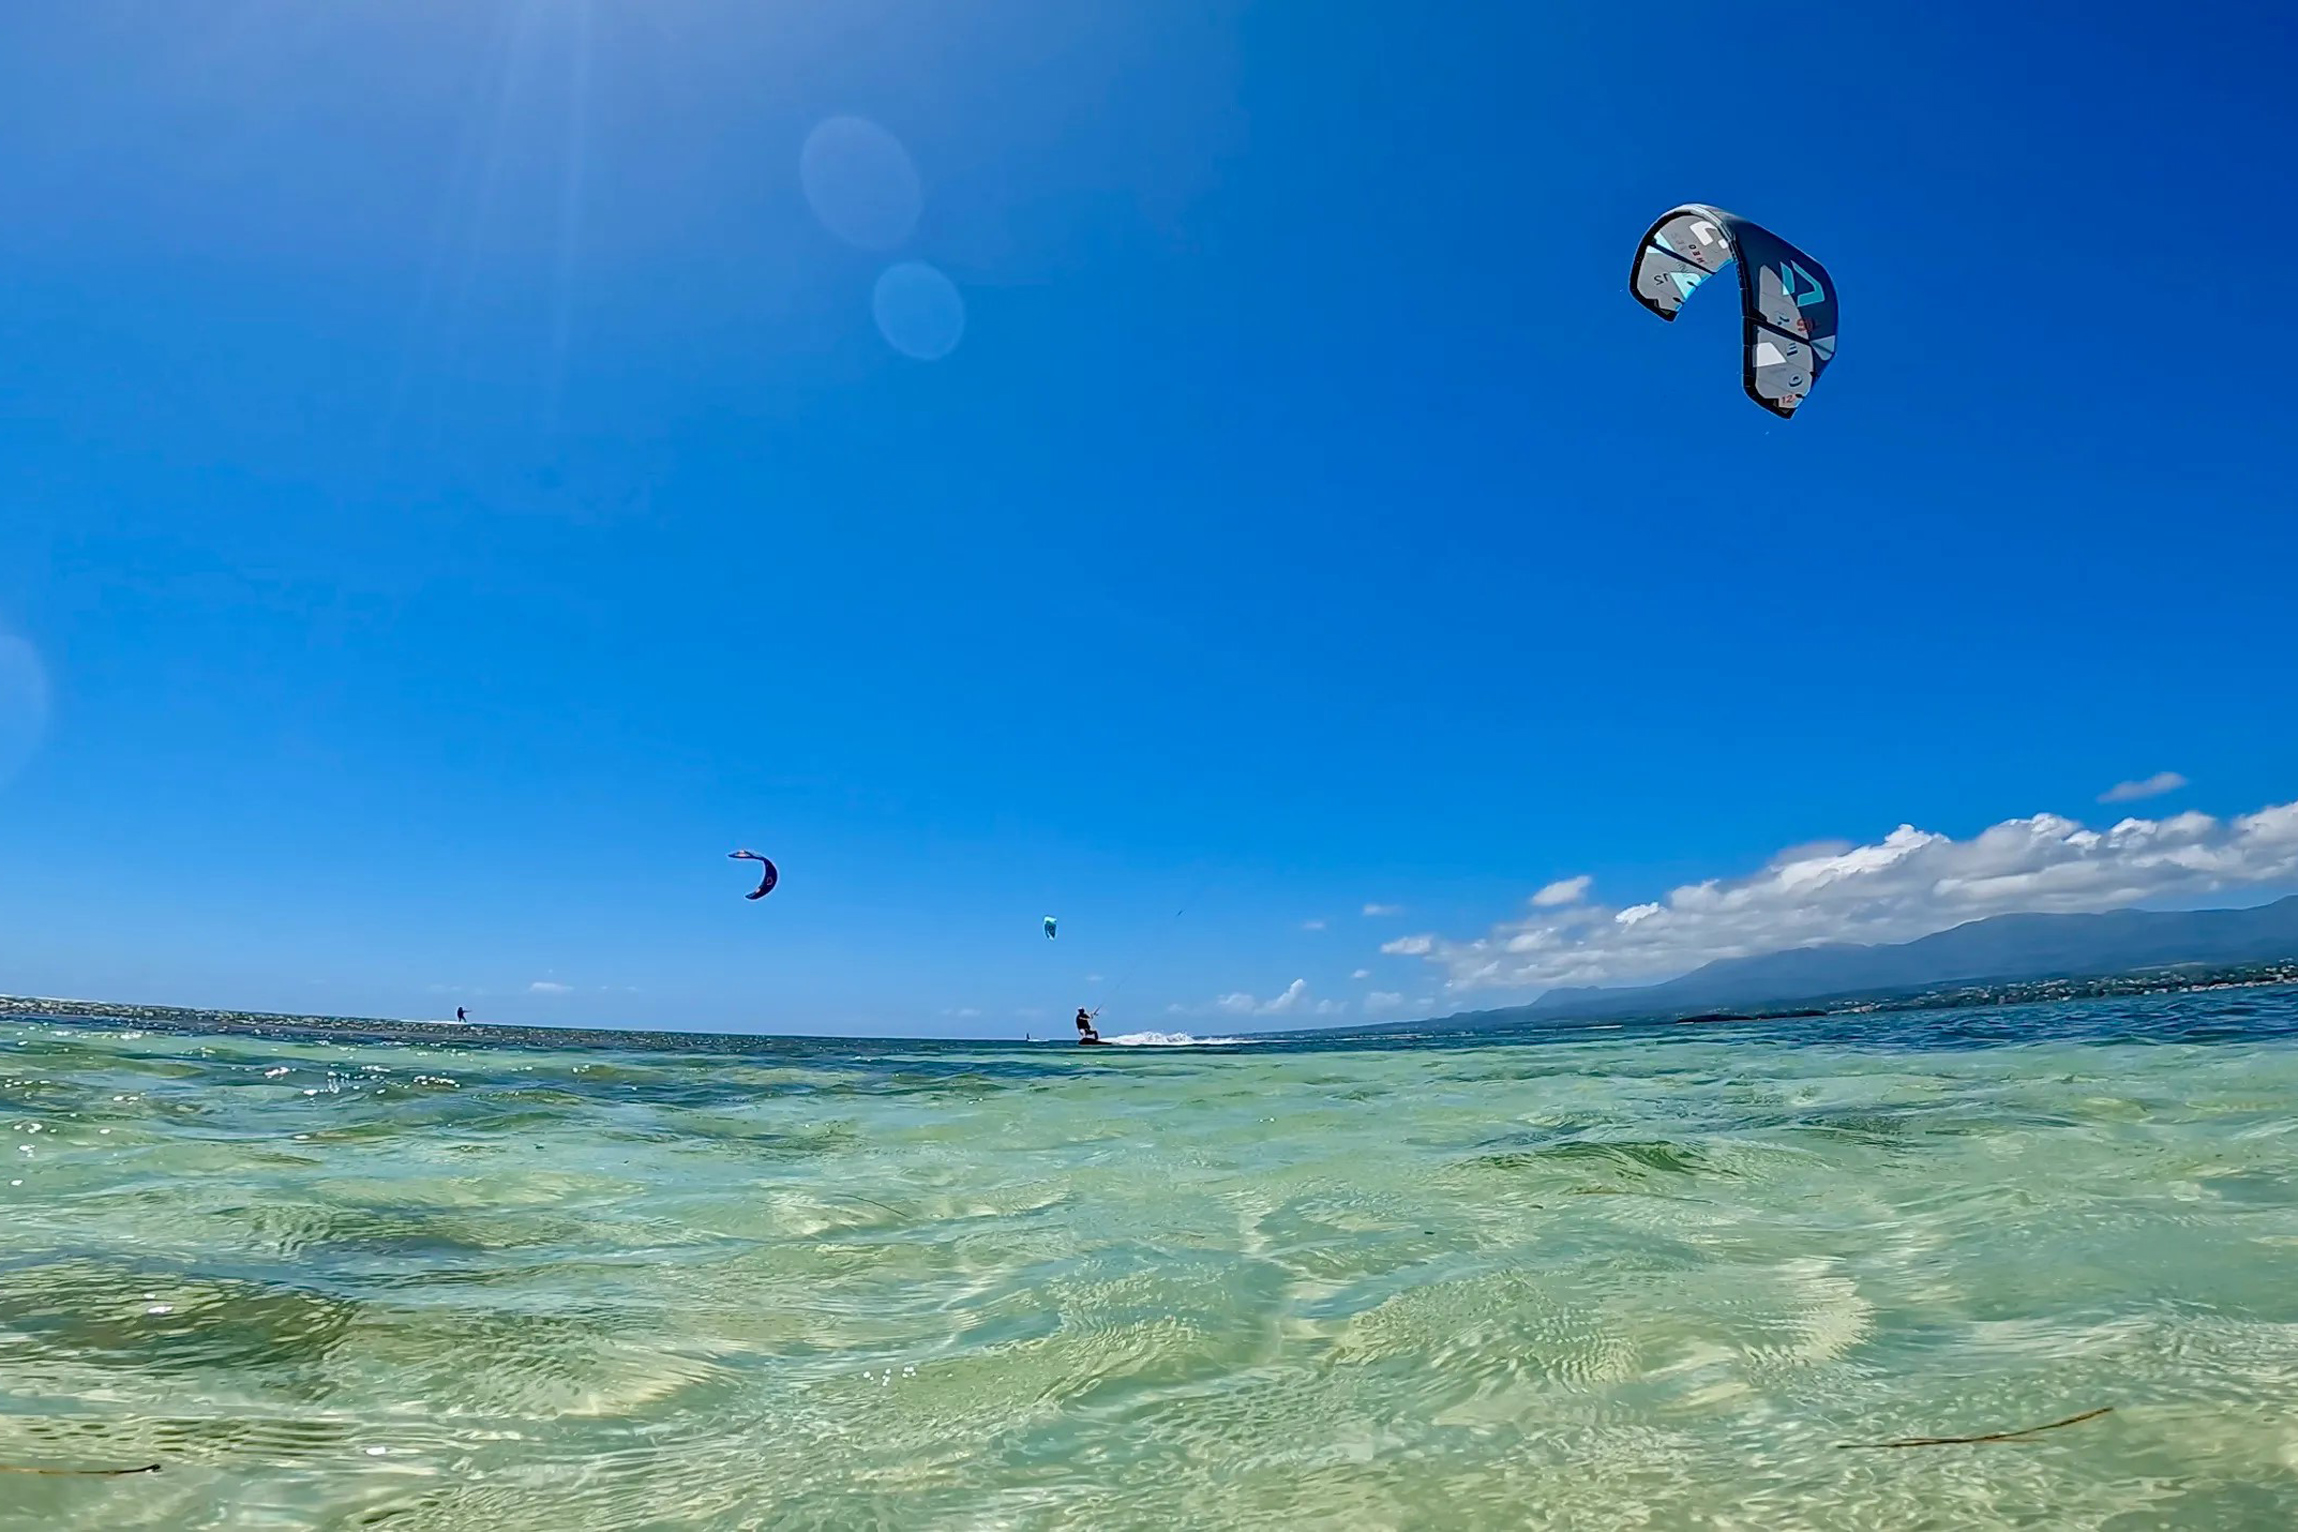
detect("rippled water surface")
[7,990,2298,1529]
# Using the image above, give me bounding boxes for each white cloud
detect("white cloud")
[2101,771,2188,804]
[1532,875,1592,908]
[528,981,572,995]
[1301,919,1328,931]
[1201,979,1342,1018]
[939,1007,983,1019]
[1351,968,1371,980]
[1390,794,2298,995]
[1770,839,1853,866]
[1364,991,1408,1015]
[1362,903,1403,917]
[1085,974,1103,983]
[1261,979,1309,1015]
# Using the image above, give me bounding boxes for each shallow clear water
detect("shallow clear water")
[6,990,2298,1529]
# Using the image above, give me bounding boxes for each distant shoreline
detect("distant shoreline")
[1314,958,2298,1040]
[11,956,2298,1052]
[0,995,885,1051]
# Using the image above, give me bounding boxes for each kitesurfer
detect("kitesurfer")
[1075,1008,1101,1044]
[456,1007,467,1023]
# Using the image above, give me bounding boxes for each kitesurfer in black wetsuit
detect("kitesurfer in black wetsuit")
[1075,1009,1101,1044]
[456,1007,468,1023]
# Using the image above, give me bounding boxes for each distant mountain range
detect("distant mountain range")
[1413,895,2298,1031]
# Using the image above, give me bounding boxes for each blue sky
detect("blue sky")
[3,1,2295,1035]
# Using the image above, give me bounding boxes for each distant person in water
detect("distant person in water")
[1075,1008,1101,1044]
[456,1007,468,1023]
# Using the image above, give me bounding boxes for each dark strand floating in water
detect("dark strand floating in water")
[1838,1406,2113,1450]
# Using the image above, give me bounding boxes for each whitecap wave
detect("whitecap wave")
[1103,1031,1249,1048]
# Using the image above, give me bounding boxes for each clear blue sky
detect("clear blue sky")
[3,1,2294,1035]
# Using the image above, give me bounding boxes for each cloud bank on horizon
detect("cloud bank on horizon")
[1174,978,1345,1019]
[1385,794,2298,995]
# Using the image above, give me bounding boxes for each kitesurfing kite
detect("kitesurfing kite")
[1043,916,1058,940]
[728,850,779,901]
[1629,204,1837,418]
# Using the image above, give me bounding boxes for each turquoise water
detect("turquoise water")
[6,990,2298,1529]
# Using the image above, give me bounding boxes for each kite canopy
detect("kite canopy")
[1629,204,1837,418]
[728,850,779,901]
[1043,916,1058,939]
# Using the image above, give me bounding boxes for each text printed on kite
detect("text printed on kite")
[1629,204,1838,418]
[728,850,779,901]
